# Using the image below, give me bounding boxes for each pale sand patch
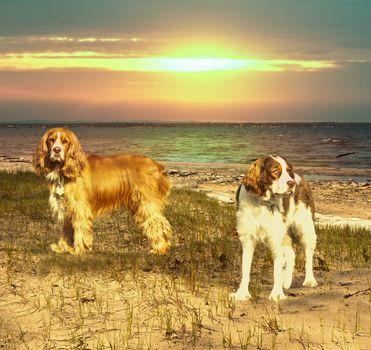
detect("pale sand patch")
[204,190,371,229]
[0,156,33,173]
[315,213,371,230]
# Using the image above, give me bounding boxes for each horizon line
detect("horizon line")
[1,120,370,125]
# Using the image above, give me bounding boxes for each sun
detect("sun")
[149,58,247,72]
[157,43,247,71]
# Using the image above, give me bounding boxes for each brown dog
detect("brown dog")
[33,127,172,256]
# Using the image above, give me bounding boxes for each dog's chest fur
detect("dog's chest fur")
[46,170,65,222]
[237,185,299,240]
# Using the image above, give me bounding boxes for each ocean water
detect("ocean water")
[0,123,370,169]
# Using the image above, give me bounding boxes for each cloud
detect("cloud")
[0,48,338,72]
[0,35,156,56]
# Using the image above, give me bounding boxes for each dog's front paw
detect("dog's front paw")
[51,239,75,254]
[303,277,318,287]
[50,243,64,254]
[150,240,171,255]
[70,245,87,256]
[229,290,252,301]
[269,290,287,302]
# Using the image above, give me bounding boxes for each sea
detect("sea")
[0,123,370,171]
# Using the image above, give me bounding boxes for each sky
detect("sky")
[0,0,370,122]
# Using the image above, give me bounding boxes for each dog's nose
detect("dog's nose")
[287,180,296,189]
[53,147,62,154]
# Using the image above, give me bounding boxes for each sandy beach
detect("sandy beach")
[0,156,370,349]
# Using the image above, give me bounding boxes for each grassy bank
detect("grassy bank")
[0,172,370,349]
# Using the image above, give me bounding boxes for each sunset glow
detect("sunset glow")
[0,52,336,72]
[0,1,369,122]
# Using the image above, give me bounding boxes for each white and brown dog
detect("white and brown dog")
[230,155,318,302]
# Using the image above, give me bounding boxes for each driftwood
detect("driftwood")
[336,152,356,159]
[343,287,370,299]
[0,156,31,163]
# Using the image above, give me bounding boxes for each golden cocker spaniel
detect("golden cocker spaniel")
[33,127,172,256]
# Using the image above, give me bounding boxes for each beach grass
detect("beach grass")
[0,171,370,349]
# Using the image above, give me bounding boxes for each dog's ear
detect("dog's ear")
[243,158,268,196]
[33,131,51,176]
[61,130,87,180]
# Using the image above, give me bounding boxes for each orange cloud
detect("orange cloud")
[0,51,337,73]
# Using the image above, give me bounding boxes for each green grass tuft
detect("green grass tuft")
[0,171,49,219]
[316,225,370,269]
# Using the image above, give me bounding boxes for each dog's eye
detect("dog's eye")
[62,140,68,144]
[272,169,279,175]
[49,138,55,143]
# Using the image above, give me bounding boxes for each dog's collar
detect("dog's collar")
[55,177,65,197]
[46,168,65,197]
[256,196,285,215]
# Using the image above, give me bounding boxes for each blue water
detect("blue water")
[0,123,370,169]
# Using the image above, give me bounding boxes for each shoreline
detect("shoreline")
[1,156,370,223]
[1,156,371,178]
[163,161,371,180]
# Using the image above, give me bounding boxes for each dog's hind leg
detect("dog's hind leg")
[282,243,295,289]
[300,220,318,287]
[294,211,318,287]
[134,201,172,255]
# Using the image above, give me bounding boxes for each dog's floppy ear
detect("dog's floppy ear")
[61,129,87,180]
[33,131,51,176]
[242,158,268,196]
